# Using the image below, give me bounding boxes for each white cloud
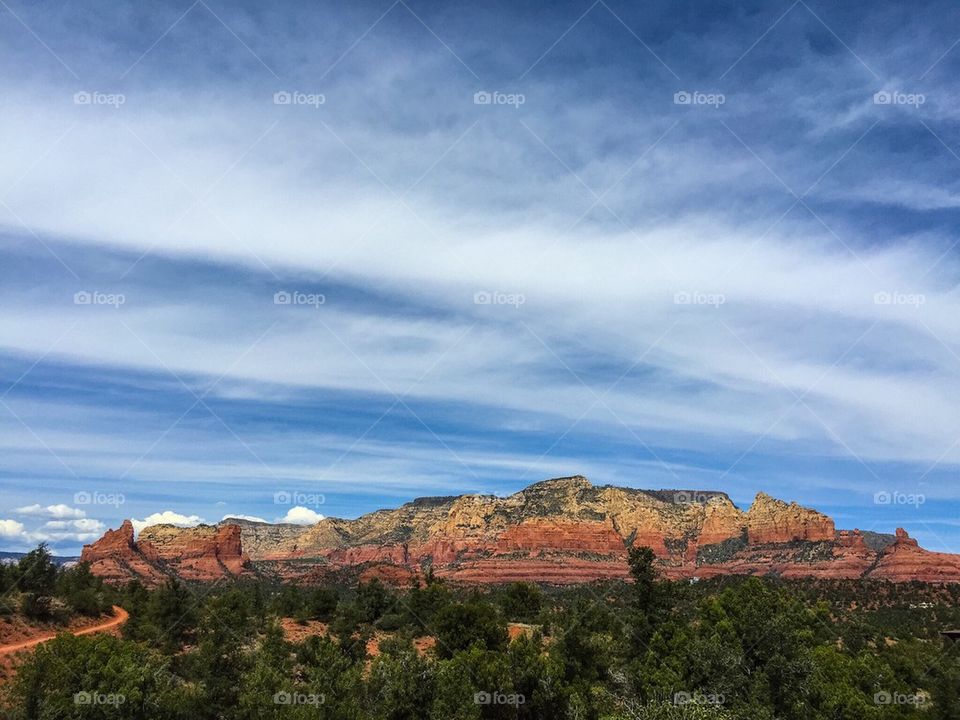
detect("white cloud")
[222,514,267,523]
[15,504,86,519]
[277,507,324,526]
[0,520,26,538]
[0,76,958,474]
[31,518,107,543]
[41,519,105,533]
[131,511,205,535]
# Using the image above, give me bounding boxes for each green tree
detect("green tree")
[273,583,305,617]
[236,620,294,720]
[357,579,395,624]
[15,545,59,595]
[297,634,366,719]
[307,586,339,620]
[499,582,542,623]
[366,644,435,720]
[405,580,453,632]
[433,601,508,659]
[628,545,670,651]
[184,589,253,717]
[5,633,185,719]
[56,562,110,616]
[126,579,197,652]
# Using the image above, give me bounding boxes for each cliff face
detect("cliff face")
[869,528,960,583]
[745,492,836,544]
[79,520,168,584]
[81,521,249,583]
[80,477,960,585]
[136,524,249,580]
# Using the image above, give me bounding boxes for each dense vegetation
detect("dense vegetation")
[0,545,113,624]
[3,546,960,719]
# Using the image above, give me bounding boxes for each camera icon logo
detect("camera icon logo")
[474,291,492,305]
[873,91,891,105]
[273,91,292,105]
[474,91,492,105]
[874,491,892,505]
[74,291,92,305]
[74,491,92,505]
[474,691,492,705]
[674,91,692,105]
[274,291,292,305]
[73,91,92,105]
[274,490,292,505]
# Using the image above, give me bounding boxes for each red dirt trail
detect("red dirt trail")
[0,606,128,656]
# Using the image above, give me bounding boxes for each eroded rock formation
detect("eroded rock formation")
[81,521,249,583]
[81,477,960,585]
[79,520,167,584]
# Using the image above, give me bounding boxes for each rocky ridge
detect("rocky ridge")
[82,520,249,583]
[80,476,960,585]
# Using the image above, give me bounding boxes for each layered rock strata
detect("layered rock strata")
[80,477,959,585]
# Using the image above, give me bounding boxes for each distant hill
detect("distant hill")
[0,550,79,565]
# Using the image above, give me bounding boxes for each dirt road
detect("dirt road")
[0,606,129,656]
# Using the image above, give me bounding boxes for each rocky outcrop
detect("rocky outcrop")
[223,518,311,559]
[137,524,249,581]
[82,477,960,585]
[745,492,835,544]
[79,520,168,584]
[81,521,249,584]
[698,497,747,545]
[869,529,960,583]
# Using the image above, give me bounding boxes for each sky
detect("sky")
[1,0,959,554]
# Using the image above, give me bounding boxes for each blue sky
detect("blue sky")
[1,0,959,553]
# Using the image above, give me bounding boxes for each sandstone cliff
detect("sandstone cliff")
[79,520,168,584]
[80,477,960,585]
[745,492,835,544]
[81,521,249,583]
[869,528,960,583]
